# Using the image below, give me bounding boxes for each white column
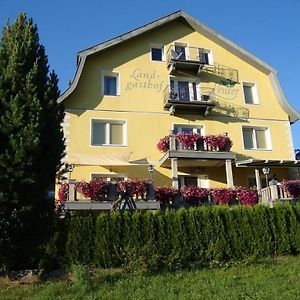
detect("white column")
[169,131,176,151]
[225,159,234,188]
[171,158,179,189]
[255,169,262,193]
[68,179,77,202]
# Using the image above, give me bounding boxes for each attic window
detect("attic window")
[151,46,164,61]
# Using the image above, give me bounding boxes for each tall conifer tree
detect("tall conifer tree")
[0,13,65,268]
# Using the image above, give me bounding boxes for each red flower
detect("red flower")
[235,187,258,206]
[157,135,170,152]
[176,132,202,150]
[282,180,300,199]
[210,188,235,205]
[76,179,108,201]
[180,186,209,205]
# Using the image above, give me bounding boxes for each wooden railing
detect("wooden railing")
[261,183,292,206]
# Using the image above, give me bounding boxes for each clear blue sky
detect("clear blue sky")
[1,0,299,149]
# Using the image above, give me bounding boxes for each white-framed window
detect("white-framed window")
[178,175,209,188]
[242,126,271,150]
[242,82,259,104]
[91,119,126,146]
[198,48,213,65]
[174,124,203,135]
[102,71,120,96]
[173,124,203,150]
[150,44,165,62]
[174,42,188,60]
[91,173,126,182]
[170,79,200,101]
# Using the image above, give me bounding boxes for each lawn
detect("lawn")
[1,256,300,300]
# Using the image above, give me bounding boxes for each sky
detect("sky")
[0,0,299,149]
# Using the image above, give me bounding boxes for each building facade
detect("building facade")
[58,11,299,192]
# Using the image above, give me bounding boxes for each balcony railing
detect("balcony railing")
[166,45,212,65]
[166,45,239,84]
[163,85,216,115]
[157,132,233,153]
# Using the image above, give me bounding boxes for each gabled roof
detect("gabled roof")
[58,10,299,123]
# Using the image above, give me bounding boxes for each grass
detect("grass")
[1,256,300,300]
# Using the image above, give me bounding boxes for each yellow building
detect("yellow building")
[59,10,299,196]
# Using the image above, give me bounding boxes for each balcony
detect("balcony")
[166,45,239,84]
[163,85,216,116]
[157,132,235,188]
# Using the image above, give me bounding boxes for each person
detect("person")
[269,174,279,185]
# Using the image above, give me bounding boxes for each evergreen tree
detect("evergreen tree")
[0,13,65,268]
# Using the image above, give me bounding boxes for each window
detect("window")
[102,71,119,96]
[243,82,258,104]
[92,173,125,182]
[178,175,209,188]
[242,127,270,150]
[151,47,163,61]
[174,124,203,135]
[174,124,203,150]
[170,79,199,101]
[198,48,213,65]
[91,120,125,146]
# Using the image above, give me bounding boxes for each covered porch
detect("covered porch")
[235,159,300,205]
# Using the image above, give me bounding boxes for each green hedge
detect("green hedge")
[48,205,300,270]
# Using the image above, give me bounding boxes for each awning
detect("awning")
[236,159,300,168]
[66,152,144,166]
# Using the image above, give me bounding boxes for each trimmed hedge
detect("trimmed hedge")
[47,204,300,270]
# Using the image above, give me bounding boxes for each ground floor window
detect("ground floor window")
[178,175,209,189]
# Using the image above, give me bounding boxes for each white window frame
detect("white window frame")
[90,118,127,147]
[198,47,214,65]
[150,43,165,62]
[170,77,201,101]
[178,175,209,188]
[241,125,272,151]
[173,41,189,60]
[173,123,204,135]
[90,172,127,181]
[101,70,120,96]
[242,81,259,105]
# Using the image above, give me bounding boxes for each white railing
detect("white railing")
[261,183,292,206]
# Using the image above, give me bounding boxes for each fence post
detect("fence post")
[269,182,279,201]
[68,179,77,202]
[169,131,176,151]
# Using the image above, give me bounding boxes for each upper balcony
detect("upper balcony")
[163,85,216,116]
[166,45,239,84]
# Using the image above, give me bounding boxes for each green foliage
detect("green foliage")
[0,13,65,269]
[65,215,95,266]
[71,264,92,293]
[2,256,300,299]
[42,204,300,272]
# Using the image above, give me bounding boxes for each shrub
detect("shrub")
[42,204,300,271]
